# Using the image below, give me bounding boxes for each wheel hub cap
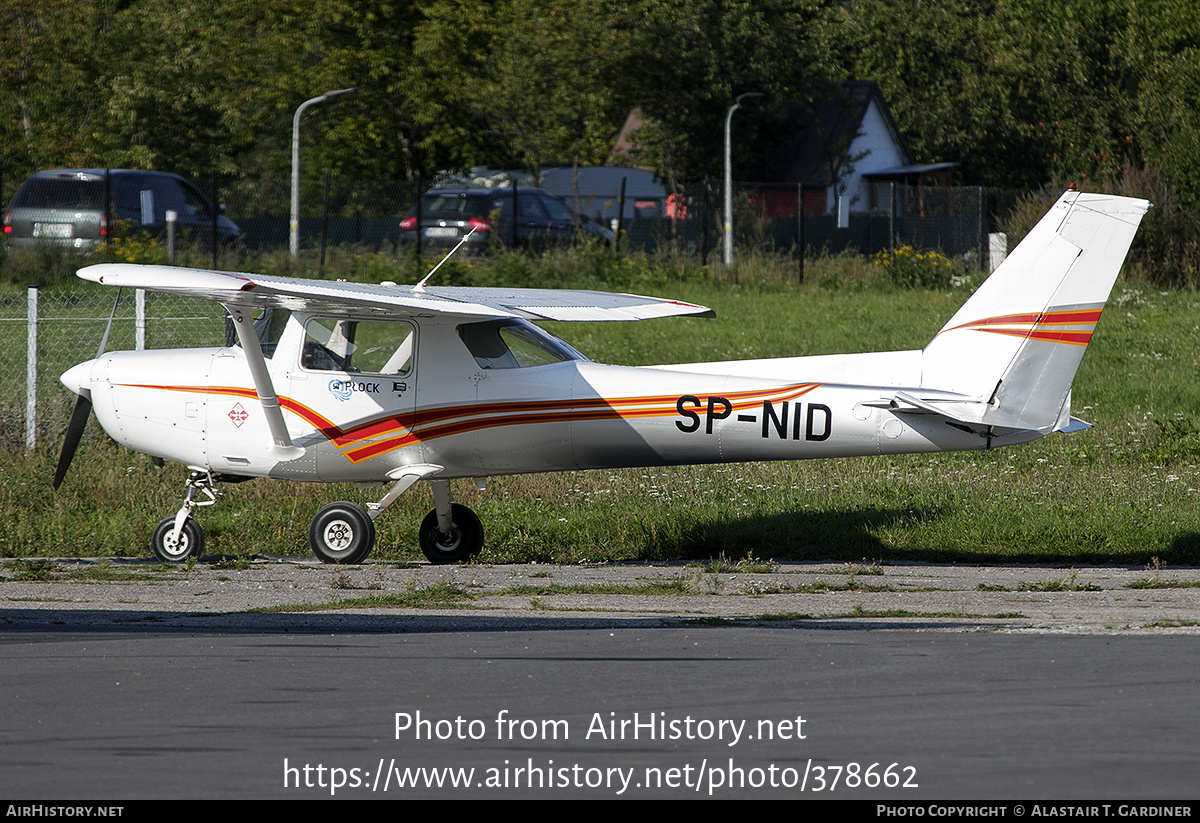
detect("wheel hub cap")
[324,521,353,550]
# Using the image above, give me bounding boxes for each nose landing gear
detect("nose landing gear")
[150,469,218,562]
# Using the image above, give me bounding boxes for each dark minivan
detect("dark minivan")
[399,186,612,254]
[3,169,240,250]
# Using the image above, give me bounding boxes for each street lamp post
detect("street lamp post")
[723,92,764,266]
[291,88,358,257]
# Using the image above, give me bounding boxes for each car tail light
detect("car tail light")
[100,212,108,238]
[467,218,490,232]
[2,211,10,235]
[399,216,416,231]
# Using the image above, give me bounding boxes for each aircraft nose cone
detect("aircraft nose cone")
[60,361,94,396]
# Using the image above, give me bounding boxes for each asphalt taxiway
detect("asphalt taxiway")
[2,558,1198,799]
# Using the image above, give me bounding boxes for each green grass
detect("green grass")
[688,553,779,574]
[496,580,691,596]
[1125,579,1200,589]
[6,247,1200,565]
[253,581,476,612]
[0,558,175,583]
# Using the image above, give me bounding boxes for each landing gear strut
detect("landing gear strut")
[151,469,218,562]
[152,467,486,565]
[418,504,483,564]
[417,479,484,564]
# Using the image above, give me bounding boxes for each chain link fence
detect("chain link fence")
[0,168,1016,260]
[1,288,227,449]
[176,174,1014,262]
[3,177,1021,450]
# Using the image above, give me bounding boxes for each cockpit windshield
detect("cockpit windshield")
[457,319,586,370]
[237,307,291,358]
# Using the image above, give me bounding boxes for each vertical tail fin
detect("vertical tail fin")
[920,190,1150,433]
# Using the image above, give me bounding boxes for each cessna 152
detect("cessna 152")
[54,190,1148,564]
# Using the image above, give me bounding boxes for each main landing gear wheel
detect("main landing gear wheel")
[151,516,204,562]
[418,503,484,564]
[309,502,375,564]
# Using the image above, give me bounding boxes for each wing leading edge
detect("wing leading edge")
[76,264,714,322]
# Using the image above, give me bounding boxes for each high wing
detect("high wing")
[76,264,714,322]
[74,262,713,469]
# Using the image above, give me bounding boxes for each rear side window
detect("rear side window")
[457,319,583,369]
[516,196,547,221]
[422,194,495,220]
[12,178,103,210]
[540,195,573,222]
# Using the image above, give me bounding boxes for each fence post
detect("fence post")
[136,289,146,351]
[796,183,805,284]
[616,177,627,254]
[414,171,423,274]
[25,285,38,450]
[320,169,332,276]
[511,178,519,247]
[102,170,112,253]
[888,182,896,256]
[211,171,219,269]
[978,186,985,271]
[166,209,177,261]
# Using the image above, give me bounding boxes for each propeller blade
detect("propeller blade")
[53,287,119,490]
[53,393,92,490]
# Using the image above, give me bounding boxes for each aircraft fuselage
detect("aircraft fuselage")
[67,311,1020,487]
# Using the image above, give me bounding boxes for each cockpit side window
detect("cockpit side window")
[302,318,415,374]
[457,319,584,369]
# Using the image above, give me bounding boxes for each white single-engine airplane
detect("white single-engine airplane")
[55,190,1148,564]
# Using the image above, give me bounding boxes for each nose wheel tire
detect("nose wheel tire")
[151,516,204,562]
[418,504,484,564]
[309,502,375,564]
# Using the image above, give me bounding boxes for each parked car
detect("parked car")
[2,169,240,250]
[399,186,613,254]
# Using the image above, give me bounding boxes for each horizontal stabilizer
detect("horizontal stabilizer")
[1058,417,1093,433]
[871,389,1094,440]
[866,391,1022,438]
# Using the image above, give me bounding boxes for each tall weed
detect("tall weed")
[1000,167,1200,288]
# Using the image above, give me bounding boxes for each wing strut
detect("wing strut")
[226,306,305,461]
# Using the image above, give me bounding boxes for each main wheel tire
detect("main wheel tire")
[151,516,204,562]
[309,502,375,564]
[418,504,484,564]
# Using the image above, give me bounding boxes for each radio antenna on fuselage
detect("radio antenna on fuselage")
[412,226,479,292]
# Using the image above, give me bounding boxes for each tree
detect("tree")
[409,1,638,182]
[0,0,112,181]
[95,2,263,175]
[627,0,845,182]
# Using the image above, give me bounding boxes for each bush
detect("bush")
[872,245,955,289]
[100,221,168,265]
[1000,166,1200,288]
[0,243,90,288]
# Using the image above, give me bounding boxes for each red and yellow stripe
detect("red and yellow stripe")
[944,306,1103,347]
[115,381,823,464]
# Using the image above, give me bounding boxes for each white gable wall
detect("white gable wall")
[825,99,909,214]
